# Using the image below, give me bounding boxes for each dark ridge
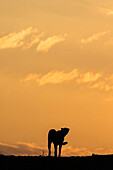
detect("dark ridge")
[1,154,113,170]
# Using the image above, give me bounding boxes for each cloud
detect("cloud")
[107,10,113,15]
[62,146,92,156]
[0,142,91,156]
[89,81,113,92]
[1,142,113,156]
[80,31,108,44]
[0,142,46,156]
[36,34,67,52]
[99,7,113,16]
[23,32,44,49]
[20,68,113,93]
[0,27,38,49]
[94,147,113,155]
[63,146,113,156]
[0,28,66,52]
[77,72,113,92]
[0,142,18,149]
[0,142,92,156]
[77,72,102,83]
[20,68,101,86]
[20,69,79,85]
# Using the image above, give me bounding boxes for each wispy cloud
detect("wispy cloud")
[80,31,108,44]
[0,28,67,52]
[1,142,113,156]
[63,146,113,156]
[20,68,113,93]
[23,33,44,49]
[63,146,92,156]
[99,7,113,16]
[20,68,101,86]
[107,10,113,15]
[77,72,102,83]
[1,142,91,156]
[0,27,39,49]
[89,81,113,92]
[0,142,18,149]
[20,69,79,85]
[0,142,46,156]
[79,72,113,92]
[36,34,67,52]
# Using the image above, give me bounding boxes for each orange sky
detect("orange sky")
[1,0,113,156]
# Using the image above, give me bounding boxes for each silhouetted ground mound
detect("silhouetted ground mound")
[1,154,113,170]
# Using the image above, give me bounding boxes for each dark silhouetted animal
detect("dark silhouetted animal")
[48,128,70,157]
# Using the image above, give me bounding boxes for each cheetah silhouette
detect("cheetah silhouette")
[48,128,70,157]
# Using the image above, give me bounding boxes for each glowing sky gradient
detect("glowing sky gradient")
[1,0,113,156]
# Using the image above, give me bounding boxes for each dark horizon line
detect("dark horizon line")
[1,153,113,157]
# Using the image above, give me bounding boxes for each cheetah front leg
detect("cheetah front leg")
[59,145,62,157]
[54,144,57,157]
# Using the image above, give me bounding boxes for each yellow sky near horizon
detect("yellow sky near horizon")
[1,0,113,156]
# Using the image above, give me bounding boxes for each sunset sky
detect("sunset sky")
[1,0,113,156]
